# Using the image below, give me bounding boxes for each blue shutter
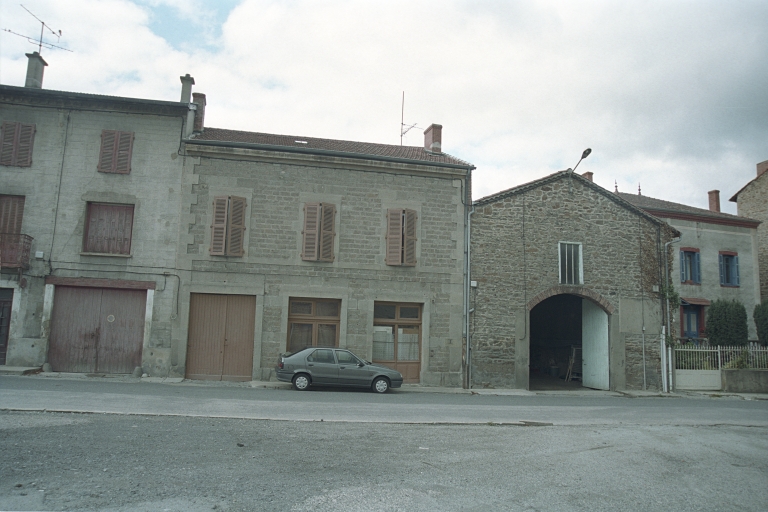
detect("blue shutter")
[719,254,725,285]
[693,252,701,284]
[680,250,686,282]
[734,256,739,286]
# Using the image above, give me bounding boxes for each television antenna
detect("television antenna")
[2,5,71,54]
[400,91,420,146]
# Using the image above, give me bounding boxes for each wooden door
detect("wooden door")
[97,289,146,373]
[582,299,609,390]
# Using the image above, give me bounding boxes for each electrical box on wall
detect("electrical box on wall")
[35,251,44,259]
[470,280,478,288]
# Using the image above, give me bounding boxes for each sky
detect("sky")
[1,0,766,213]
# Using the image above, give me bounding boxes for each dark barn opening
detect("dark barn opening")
[529,294,583,390]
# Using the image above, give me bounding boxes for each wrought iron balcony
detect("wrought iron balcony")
[0,233,33,269]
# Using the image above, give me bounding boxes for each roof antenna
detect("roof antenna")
[400,91,420,146]
[2,5,72,54]
[638,183,642,195]
[614,180,618,193]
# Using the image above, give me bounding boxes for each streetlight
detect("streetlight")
[571,148,592,172]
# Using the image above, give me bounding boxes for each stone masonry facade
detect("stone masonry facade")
[733,162,768,302]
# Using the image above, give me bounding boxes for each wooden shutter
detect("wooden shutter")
[226,196,247,256]
[318,203,335,262]
[84,203,133,254]
[210,196,229,255]
[679,250,686,282]
[385,209,403,265]
[692,252,700,284]
[733,256,739,286]
[302,203,320,261]
[0,195,25,234]
[1,122,35,167]
[403,209,417,266]
[99,130,134,173]
[719,254,725,285]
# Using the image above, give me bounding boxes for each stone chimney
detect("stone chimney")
[757,160,768,177]
[708,190,721,212]
[424,124,442,153]
[25,52,48,89]
[192,92,206,133]
[180,74,195,103]
[581,171,593,182]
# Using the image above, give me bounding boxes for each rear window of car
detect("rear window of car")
[307,349,335,364]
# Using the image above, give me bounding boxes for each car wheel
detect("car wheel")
[372,376,389,394]
[293,373,310,391]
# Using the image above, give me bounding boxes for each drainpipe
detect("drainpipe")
[663,237,681,392]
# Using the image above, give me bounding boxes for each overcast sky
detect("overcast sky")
[1,0,766,213]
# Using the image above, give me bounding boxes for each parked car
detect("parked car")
[276,347,403,393]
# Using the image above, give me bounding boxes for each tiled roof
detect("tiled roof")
[189,127,473,167]
[617,192,759,225]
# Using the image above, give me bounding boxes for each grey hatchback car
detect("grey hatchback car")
[276,347,403,393]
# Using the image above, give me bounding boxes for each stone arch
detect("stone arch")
[526,285,615,315]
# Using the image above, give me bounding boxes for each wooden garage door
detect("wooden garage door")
[48,286,146,373]
[186,294,255,381]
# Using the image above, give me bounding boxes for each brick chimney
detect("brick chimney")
[25,52,47,89]
[424,124,442,153]
[581,171,593,182]
[192,92,206,133]
[757,160,768,177]
[708,190,720,212]
[180,74,195,103]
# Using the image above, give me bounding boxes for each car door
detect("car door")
[306,348,338,384]
[335,350,370,387]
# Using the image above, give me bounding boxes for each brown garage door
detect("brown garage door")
[48,286,147,373]
[186,294,255,381]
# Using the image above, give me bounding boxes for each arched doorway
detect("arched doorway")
[529,293,609,390]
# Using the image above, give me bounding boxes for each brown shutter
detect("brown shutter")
[98,130,117,172]
[302,202,320,261]
[318,203,336,262]
[210,196,229,255]
[15,123,35,167]
[84,203,133,254]
[403,209,417,266]
[114,131,134,173]
[0,195,25,234]
[226,196,247,257]
[385,209,403,265]
[0,122,15,166]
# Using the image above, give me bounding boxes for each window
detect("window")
[210,196,247,256]
[373,302,421,382]
[385,209,417,266]
[306,349,335,364]
[558,242,582,285]
[0,195,25,234]
[719,252,739,287]
[0,122,35,167]
[287,298,341,353]
[302,202,336,262]
[680,248,701,284]
[97,130,134,174]
[681,305,703,338]
[83,203,134,255]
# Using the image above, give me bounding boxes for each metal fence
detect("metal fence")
[674,344,768,370]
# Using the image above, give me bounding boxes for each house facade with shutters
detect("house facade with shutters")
[619,190,761,341]
[469,170,678,391]
[0,53,190,372]
[173,99,473,385]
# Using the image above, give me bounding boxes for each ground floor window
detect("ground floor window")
[681,304,704,339]
[287,298,341,353]
[373,302,421,382]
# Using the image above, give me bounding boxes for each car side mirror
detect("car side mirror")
[358,362,365,367]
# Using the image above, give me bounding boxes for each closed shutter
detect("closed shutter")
[98,130,134,173]
[302,203,320,261]
[210,196,229,255]
[692,252,700,284]
[84,203,134,254]
[403,209,417,266]
[679,250,685,282]
[386,209,403,265]
[318,203,335,262]
[227,196,247,256]
[733,256,739,286]
[719,254,725,285]
[1,122,35,167]
[0,195,25,234]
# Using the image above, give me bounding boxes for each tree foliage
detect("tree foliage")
[754,299,768,346]
[706,299,749,346]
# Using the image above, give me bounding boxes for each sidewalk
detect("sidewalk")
[2,365,766,400]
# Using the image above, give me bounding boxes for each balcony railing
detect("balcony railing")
[0,233,33,269]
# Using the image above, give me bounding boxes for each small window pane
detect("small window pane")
[373,326,395,360]
[289,323,313,352]
[317,324,337,347]
[316,300,339,318]
[399,306,419,319]
[336,350,359,365]
[374,304,396,319]
[397,327,420,361]
[290,301,313,315]
[311,349,335,364]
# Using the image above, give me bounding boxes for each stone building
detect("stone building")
[171,92,474,385]
[470,170,678,391]
[620,189,761,341]
[730,160,768,303]
[0,53,190,372]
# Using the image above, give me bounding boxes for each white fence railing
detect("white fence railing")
[674,343,768,370]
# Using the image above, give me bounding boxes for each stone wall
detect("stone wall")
[734,167,768,302]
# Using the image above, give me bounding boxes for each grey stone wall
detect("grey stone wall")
[734,170,768,303]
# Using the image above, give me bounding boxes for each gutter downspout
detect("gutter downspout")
[464,167,475,389]
[663,236,681,392]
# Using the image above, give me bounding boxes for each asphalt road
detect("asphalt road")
[1,376,767,512]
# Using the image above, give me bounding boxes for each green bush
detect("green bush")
[755,299,768,346]
[706,299,749,346]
